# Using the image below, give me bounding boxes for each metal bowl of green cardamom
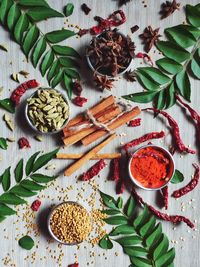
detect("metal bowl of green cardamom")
[25,88,70,134]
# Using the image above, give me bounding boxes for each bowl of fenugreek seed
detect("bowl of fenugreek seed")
[25,88,70,134]
[47,202,92,245]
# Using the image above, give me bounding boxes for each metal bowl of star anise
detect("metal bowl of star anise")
[86,29,135,77]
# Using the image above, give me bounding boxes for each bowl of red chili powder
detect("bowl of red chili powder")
[129,145,175,190]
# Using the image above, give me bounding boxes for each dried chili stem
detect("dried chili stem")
[143,108,196,154]
[172,164,200,198]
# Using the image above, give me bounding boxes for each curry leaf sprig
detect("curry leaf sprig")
[123,3,200,110]
[99,191,175,267]
[0,0,80,100]
[0,148,59,222]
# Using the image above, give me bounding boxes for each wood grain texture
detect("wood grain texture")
[0,0,199,266]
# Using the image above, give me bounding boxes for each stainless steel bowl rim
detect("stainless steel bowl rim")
[25,87,70,135]
[86,31,133,78]
[47,201,91,246]
[128,144,175,191]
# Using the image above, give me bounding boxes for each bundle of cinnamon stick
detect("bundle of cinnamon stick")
[62,95,141,146]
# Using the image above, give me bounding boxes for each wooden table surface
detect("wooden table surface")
[0,0,199,266]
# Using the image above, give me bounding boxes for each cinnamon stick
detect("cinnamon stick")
[62,105,121,146]
[63,95,115,136]
[57,153,121,159]
[64,133,117,176]
[82,106,141,146]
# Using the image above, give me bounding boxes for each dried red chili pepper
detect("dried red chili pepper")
[176,95,200,142]
[172,164,199,199]
[124,131,165,151]
[161,186,168,210]
[132,188,194,228]
[31,199,41,211]
[128,118,141,127]
[81,159,107,181]
[136,52,154,66]
[10,79,39,105]
[116,180,125,194]
[68,263,79,267]
[144,107,196,154]
[79,10,126,36]
[18,137,31,149]
[73,96,88,107]
[110,158,120,181]
[110,158,125,194]
[81,3,91,15]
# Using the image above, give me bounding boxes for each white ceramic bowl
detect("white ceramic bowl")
[86,31,133,78]
[47,201,91,245]
[25,88,70,135]
[128,144,175,191]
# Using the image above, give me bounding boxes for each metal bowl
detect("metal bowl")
[47,201,91,245]
[86,31,132,78]
[25,87,70,135]
[128,144,175,191]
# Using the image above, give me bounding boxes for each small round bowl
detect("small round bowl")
[25,88,70,135]
[47,201,91,245]
[86,31,132,78]
[128,144,175,191]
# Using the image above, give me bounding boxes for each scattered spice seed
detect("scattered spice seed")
[34,135,43,142]
[94,74,115,91]
[18,137,31,149]
[172,164,199,198]
[0,44,8,52]
[19,70,30,78]
[73,96,88,107]
[31,200,41,211]
[124,70,136,82]
[160,0,181,19]
[132,187,195,228]
[124,131,165,151]
[10,73,20,83]
[130,25,139,34]
[81,160,107,181]
[72,81,83,96]
[3,114,15,131]
[6,137,15,142]
[161,186,169,210]
[139,26,161,52]
[45,164,56,170]
[144,108,196,154]
[81,3,91,15]
[128,118,141,127]
[10,79,39,105]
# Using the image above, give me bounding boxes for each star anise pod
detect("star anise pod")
[93,74,114,91]
[160,0,180,19]
[124,69,136,82]
[126,36,136,58]
[119,0,132,6]
[139,26,161,53]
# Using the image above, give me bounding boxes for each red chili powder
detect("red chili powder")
[130,147,173,189]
